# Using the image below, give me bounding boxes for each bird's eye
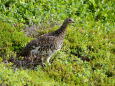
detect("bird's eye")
[68,19,73,22]
[68,19,72,21]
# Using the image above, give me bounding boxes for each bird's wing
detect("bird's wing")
[33,36,57,55]
[20,36,57,57]
[20,39,38,57]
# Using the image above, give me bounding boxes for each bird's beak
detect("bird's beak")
[72,21,74,23]
[71,19,74,23]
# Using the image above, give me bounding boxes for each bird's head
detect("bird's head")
[64,18,74,24]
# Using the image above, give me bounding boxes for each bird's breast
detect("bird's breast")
[30,46,57,57]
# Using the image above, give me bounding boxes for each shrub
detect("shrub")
[0,0,114,86]
[0,21,31,59]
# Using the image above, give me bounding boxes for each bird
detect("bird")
[20,18,74,66]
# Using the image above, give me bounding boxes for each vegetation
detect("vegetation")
[0,0,114,86]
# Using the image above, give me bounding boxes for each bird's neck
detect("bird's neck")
[54,22,68,37]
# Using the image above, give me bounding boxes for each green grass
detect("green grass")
[0,0,115,86]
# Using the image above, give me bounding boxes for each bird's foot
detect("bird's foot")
[41,63,46,67]
[46,62,51,66]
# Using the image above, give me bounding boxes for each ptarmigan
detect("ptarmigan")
[20,18,74,66]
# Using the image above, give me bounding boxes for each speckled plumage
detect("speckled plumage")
[20,18,74,66]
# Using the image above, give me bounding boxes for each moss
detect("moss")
[0,21,31,59]
[0,0,114,86]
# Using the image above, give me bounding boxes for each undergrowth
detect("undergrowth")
[0,0,114,86]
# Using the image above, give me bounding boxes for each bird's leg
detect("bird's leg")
[41,57,46,67]
[40,56,51,67]
[29,52,34,63]
[41,56,51,66]
[46,56,51,65]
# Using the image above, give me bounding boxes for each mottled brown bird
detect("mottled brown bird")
[20,18,74,66]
